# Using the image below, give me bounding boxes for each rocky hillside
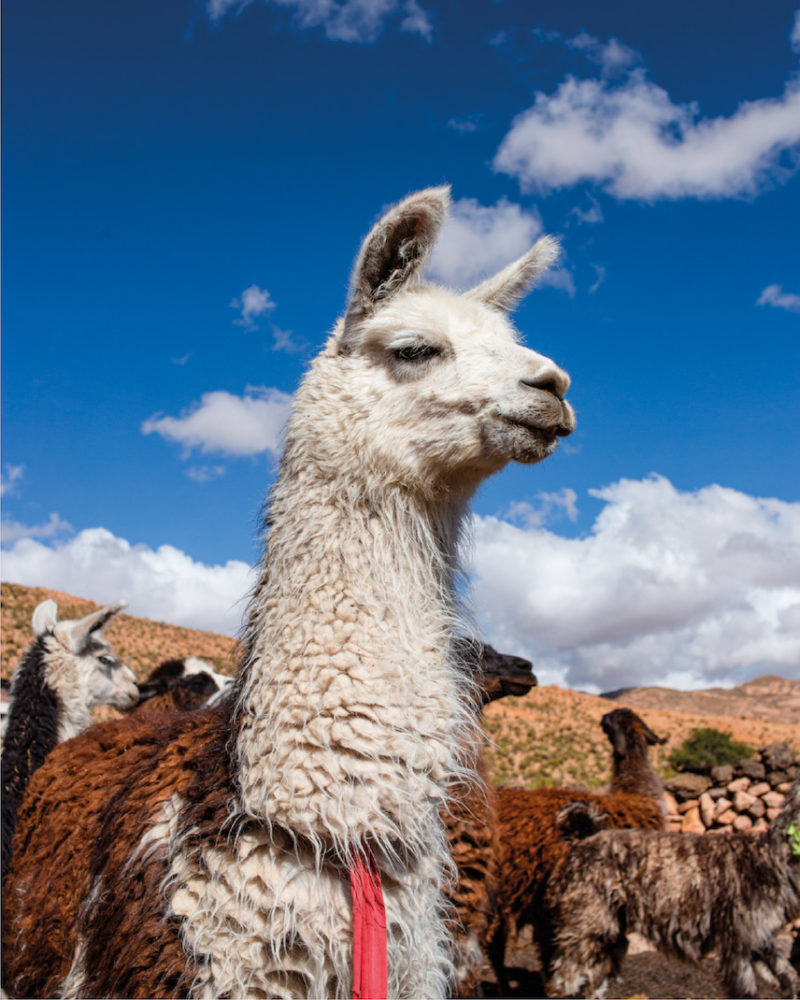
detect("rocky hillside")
[3,582,798,790]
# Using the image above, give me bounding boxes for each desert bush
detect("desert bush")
[668,727,753,773]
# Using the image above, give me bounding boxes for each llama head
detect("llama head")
[31,599,139,712]
[601,708,665,756]
[297,186,575,499]
[453,637,537,706]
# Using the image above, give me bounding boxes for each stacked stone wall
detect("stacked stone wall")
[663,740,798,835]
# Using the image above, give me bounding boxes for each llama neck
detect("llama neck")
[1,639,64,876]
[235,467,475,860]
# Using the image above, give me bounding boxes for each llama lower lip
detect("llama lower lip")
[500,415,558,440]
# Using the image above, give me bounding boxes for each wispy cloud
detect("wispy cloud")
[565,31,640,77]
[186,465,227,483]
[1,526,254,636]
[757,283,800,313]
[206,0,433,43]
[506,487,579,529]
[495,18,800,201]
[470,475,800,692]
[231,284,275,331]
[792,9,800,54]
[588,264,606,294]
[1,512,72,545]
[0,464,25,498]
[446,116,481,134]
[142,386,293,458]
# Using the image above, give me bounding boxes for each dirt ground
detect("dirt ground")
[479,928,800,999]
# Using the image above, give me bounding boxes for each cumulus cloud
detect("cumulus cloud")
[427,197,545,289]
[231,284,275,331]
[1,512,72,545]
[468,475,800,692]
[1,527,255,636]
[495,21,800,201]
[206,0,432,43]
[0,464,25,498]
[142,386,293,458]
[757,283,800,313]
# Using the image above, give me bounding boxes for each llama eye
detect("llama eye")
[99,655,114,666]
[394,344,440,363]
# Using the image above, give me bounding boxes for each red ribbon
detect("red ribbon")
[350,847,388,1000]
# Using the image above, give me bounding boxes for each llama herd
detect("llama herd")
[1,187,798,999]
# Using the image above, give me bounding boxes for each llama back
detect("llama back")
[2,708,230,998]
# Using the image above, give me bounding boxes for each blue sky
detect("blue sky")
[3,0,799,692]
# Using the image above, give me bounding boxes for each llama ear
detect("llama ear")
[32,599,58,637]
[341,186,451,347]
[642,721,666,746]
[67,601,127,651]
[465,235,560,313]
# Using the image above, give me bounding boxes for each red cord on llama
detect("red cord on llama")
[350,847,388,1000]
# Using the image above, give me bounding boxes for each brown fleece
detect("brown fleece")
[2,705,235,999]
[444,745,499,999]
[487,786,665,992]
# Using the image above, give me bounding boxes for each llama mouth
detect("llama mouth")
[499,415,560,441]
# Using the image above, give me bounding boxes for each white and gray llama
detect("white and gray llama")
[2,186,575,999]
[1,599,137,879]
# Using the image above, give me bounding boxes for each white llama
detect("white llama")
[2,186,575,1000]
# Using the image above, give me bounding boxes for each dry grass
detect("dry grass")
[1,582,239,684]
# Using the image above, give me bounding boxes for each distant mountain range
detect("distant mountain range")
[601,674,800,728]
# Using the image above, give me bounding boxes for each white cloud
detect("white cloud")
[231,284,275,331]
[566,31,640,77]
[426,197,545,289]
[792,10,800,55]
[142,386,293,458]
[1,527,255,636]
[468,475,800,692]
[757,283,800,313]
[1,512,72,545]
[0,464,25,498]
[495,31,800,200]
[206,0,432,43]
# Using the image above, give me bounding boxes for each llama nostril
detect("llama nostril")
[520,375,564,399]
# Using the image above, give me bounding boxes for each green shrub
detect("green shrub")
[668,727,754,773]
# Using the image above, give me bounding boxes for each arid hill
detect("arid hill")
[1,582,238,682]
[601,673,800,727]
[3,582,798,790]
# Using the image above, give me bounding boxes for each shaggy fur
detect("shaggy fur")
[1,600,136,880]
[601,708,667,815]
[446,641,536,998]
[542,778,800,999]
[2,187,574,999]
[487,709,667,993]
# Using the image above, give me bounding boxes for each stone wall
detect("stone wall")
[663,741,798,835]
